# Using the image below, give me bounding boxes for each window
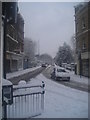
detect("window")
[57,69,66,72]
[82,18,86,29]
[76,23,79,33]
[82,38,86,51]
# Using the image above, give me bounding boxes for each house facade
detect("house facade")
[75,2,90,77]
[6,13,24,73]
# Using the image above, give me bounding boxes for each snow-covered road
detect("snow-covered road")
[29,74,88,118]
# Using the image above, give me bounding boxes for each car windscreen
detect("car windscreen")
[57,69,66,72]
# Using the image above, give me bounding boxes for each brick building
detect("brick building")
[6,13,24,73]
[75,2,90,77]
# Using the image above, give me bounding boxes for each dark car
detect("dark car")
[42,63,47,67]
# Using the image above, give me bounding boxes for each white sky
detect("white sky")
[18,2,83,57]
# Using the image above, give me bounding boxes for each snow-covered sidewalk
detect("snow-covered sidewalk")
[29,74,88,118]
[69,71,89,86]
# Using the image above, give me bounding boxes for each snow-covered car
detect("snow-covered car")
[51,66,70,81]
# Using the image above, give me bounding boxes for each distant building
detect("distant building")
[74,2,90,77]
[36,54,53,65]
[6,13,24,73]
[24,38,36,69]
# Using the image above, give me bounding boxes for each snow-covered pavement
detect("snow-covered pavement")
[69,71,89,85]
[29,74,88,118]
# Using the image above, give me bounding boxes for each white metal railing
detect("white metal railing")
[6,81,45,118]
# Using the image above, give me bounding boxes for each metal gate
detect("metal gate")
[6,81,45,118]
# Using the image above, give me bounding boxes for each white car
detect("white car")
[51,66,70,81]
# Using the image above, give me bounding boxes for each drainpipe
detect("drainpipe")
[3,3,7,79]
[0,2,3,119]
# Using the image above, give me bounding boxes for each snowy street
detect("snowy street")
[6,66,88,118]
[29,73,88,118]
[43,65,89,92]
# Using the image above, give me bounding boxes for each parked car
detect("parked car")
[66,67,71,71]
[51,66,70,81]
[42,63,47,67]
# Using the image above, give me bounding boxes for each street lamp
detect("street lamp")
[78,50,82,78]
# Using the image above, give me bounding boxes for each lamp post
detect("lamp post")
[78,50,82,78]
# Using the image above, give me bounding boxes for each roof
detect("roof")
[75,2,89,14]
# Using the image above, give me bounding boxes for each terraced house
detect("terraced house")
[6,13,24,73]
[75,2,90,77]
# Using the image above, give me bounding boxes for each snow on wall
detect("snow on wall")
[6,66,41,79]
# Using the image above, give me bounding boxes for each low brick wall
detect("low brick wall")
[7,67,44,85]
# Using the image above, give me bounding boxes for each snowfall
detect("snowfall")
[6,66,88,118]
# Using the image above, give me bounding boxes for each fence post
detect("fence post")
[41,81,45,111]
[2,103,7,120]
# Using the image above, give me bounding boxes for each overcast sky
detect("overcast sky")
[18,2,77,57]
